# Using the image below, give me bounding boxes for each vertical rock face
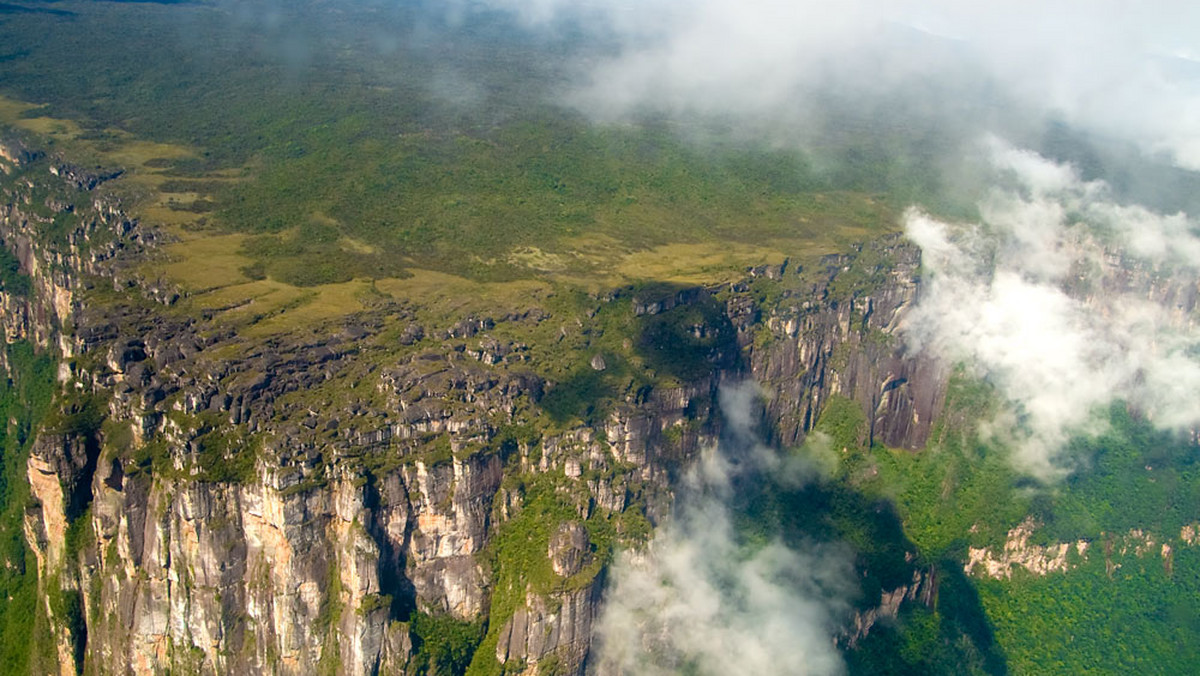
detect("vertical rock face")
[845,568,938,648]
[749,239,948,451]
[404,455,501,619]
[494,580,603,675]
[58,441,512,674]
[549,523,590,578]
[1,142,952,675]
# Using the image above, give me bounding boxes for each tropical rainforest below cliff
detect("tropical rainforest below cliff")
[1,1,1200,675]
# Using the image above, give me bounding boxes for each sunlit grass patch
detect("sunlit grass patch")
[507,246,571,273]
[0,95,80,138]
[138,202,208,227]
[613,241,787,286]
[210,281,312,326]
[0,95,196,170]
[375,269,552,318]
[189,280,279,313]
[153,233,255,292]
[88,135,192,171]
[243,280,373,337]
[0,96,41,125]
[338,237,379,255]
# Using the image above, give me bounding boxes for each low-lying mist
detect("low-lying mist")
[593,383,853,676]
[456,0,1200,480]
[902,139,1200,479]
[471,0,1200,174]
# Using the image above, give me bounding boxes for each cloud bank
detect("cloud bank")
[593,384,853,676]
[448,0,1200,475]
[901,139,1200,478]
[470,0,1200,170]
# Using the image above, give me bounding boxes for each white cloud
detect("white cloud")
[469,0,1200,170]
[901,140,1200,478]
[593,383,853,675]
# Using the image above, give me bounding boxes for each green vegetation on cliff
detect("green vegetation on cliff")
[0,342,56,674]
[412,612,487,676]
[819,373,1200,675]
[0,247,30,298]
[979,547,1200,674]
[0,3,1198,676]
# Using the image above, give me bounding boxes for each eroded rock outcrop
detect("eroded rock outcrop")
[0,138,953,675]
[964,518,1200,581]
[495,581,602,675]
[749,238,948,450]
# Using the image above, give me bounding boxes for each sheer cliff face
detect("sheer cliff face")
[1,136,944,676]
[746,243,947,452]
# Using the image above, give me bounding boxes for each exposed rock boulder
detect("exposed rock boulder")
[549,521,591,578]
[494,580,602,676]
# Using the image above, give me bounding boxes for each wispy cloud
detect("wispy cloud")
[593,383,853,676]
[902,139,1200,478]
[468,0,1200,170]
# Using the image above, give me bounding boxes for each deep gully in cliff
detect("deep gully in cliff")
[0,129,957,675]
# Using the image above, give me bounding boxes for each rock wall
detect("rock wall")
[746,240,948,451]
[0,135,946,675]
